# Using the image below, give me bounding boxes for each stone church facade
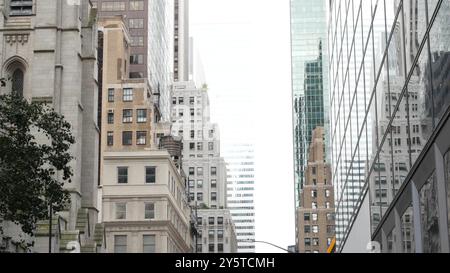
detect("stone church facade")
[0,0,105,253]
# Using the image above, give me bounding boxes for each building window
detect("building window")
[218,243,224,252]
[217,217,224,225]
[209,217,215,225]
[312,226,319,234]
[197,217,203,226]
[107,131,114,146]
[129,18,144,29]
[137,109,147,123]
[130,1,145,11]
[189,143,195,151]
[327,225,335,234]
[327,238,332,246]
[208,244,214,253]
[130,54,144,64]
[123,88,133,102]
[136,131,147,145]
[304,225,311,234]
[190,130,195,139]
[211,180,217,188]
[122,131,133,146]
[196,244,202,253]
[172,97,177,105]
[114,235,127,253]
[118,167,128,184]
[145,167,156,184]
[129,72,144,78]
[197,180,203,188]
[178,97,184,104]
[304,213,311,221]
[197,167,203,176]
[115,203,126,219]
[325,202,331,209]
[143,235,156,253]
[190,97,195,105]
[208,142,214,151]
[189,193,194,201]
[130,36,145,47]
[211,167,217,176]
[312,238,319,246]
[123,109,133,123]
[107,88,115,102]
[312,213,318,222]
[197,193,203,201]
[189,167,195,176]
[326,213,335,221]
[211,192,217,202]
[312,202,317,209]
[325,189,331,198]
[312,167,316,175]
[10,0,33,16]
[197,142,203,151]
[108,111,114,124]
[101,1,125,11]
[190,108,195,117]
[311,190,317,198]
[305,238,311,247]
[144,203,155,220]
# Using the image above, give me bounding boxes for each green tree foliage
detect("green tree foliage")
[0,93,74,235]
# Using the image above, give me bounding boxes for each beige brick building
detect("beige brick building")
[98,17,191,253]
[297,127,335,253]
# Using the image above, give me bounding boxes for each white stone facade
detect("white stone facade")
[102,150,192,253]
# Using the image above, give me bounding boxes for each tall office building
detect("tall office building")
[328,0,450,252]
[171,81,237,253]
[92,0,174,121]
[290,0,329,207]
[297,127,335,253]
[222,143,256,253]
[0,0,105,252]
[174,0,189,82]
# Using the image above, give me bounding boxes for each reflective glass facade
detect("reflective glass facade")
[291,0,329,208]
[329,0,450,252]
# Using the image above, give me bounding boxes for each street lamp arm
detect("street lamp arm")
[247,240,295,253]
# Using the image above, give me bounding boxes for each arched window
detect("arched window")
[12,68,24,96]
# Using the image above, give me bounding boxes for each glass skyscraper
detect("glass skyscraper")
[329,0,450,252]
[291,0,329,209]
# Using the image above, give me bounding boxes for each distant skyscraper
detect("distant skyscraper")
[290,0,329,208]
[223,143,256,253]
[174,0,190,82]
[171,81,237,253]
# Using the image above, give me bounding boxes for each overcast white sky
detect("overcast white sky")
[190,0,295,252]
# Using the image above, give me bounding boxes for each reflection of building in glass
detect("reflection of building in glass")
[291,0,329,209]
[328,0,450,252]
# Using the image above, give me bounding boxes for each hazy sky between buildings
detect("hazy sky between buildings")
[190,0,295,252]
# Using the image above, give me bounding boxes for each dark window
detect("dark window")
[208,244,214,252]
[122,131,133,146]
[146,167,156,184]
[211,167,217,176]
[108,112,114,124]
[130,54,144,64]
[211,192,217,201]
[209,217,215,225]
[129,72,144,79]
[190,97,195,105]
[217,217,224,225]
[304,213,311,221]
[10,0,33,16]
[12,69,24,95]
[107,131,114,146]
[118,167,128,184]
[218,244,224,252]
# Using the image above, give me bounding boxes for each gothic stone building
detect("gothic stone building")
[0,0,105,252]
